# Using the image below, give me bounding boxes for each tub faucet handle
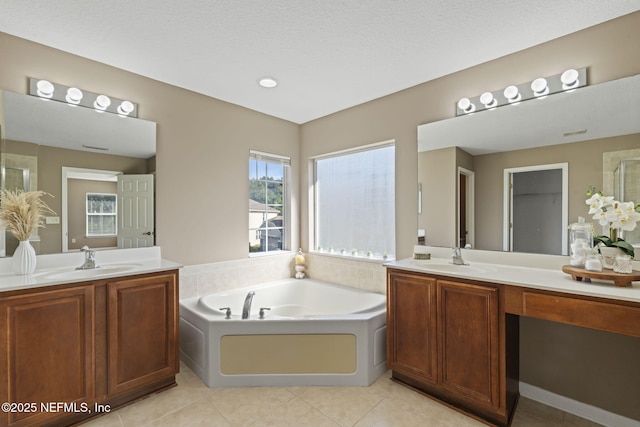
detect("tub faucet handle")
[219,307,232,319]
[259,307,271,319]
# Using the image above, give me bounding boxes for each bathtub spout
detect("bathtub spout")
[242,291,255,319]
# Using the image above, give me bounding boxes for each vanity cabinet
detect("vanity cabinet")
[106,273,179,398]
[0,286,95,427]
[0,269,179,427]
[387,269,518,426]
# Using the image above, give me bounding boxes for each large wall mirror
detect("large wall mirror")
[417,74,640,255]
[0,89,156,257]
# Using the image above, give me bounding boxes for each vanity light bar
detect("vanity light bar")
[455,67,587,116]
[28,78,138,118]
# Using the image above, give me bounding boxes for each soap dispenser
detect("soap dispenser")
[569,217,593,267]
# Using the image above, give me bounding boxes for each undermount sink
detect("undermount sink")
[413,260,496,275]
[40,264,142,280]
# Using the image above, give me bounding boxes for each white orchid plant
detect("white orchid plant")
[586,186,640,257]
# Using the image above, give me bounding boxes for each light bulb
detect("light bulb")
[36,80,54,98]
[503,85,521,103]
[94,95,111,111]
[561,68,579,90]
[479,92,497,108]
[65,87,83,104]
[117,100,135,116]
[457,98,475,114]
[531,78,549,97]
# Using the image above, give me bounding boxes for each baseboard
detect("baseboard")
[520,382,640,427]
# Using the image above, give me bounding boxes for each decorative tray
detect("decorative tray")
[562,265,640,288]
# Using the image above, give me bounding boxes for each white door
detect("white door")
[117,174,154,248]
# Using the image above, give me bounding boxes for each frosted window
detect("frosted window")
[315,144,395,257]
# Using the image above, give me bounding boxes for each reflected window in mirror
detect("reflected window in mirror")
[86,193,117,237]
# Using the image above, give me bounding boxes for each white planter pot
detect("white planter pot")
[12,240,37,275]
[598,246,625,270]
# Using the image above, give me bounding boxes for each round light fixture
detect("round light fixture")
[503,85,521,103]
[561,68,579,90]
[479,91,497,108]
[65,87,83,104]
[94,94,111,111]
[36,80,55,98]
[258,77,278,88]
[117,100,135,116]
[531,78,549,97]
[457,98,475,114]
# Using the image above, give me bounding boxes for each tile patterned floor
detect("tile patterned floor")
[84,363,602,427]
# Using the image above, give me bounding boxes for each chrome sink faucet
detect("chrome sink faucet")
[451,247,468,265]
[242,291,255,319]
[76,246,97,270]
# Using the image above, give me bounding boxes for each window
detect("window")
[314,143,395,258]
[249,151,290,254]
[86,193,117,236]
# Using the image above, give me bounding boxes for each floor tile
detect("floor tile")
[250,397,340,427]
[297,386,385,427]
[147,399,231,427]
[81,365,612,427]
[208,386,295,425]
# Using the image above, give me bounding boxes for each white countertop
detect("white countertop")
[385,257,640,304]
[0,247,182,293]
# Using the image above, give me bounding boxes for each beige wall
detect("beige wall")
[300,11,640,422]
[0,32,300,265]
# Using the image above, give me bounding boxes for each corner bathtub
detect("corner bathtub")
[179,278,387,387]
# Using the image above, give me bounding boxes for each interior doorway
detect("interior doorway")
[503,163,568,255]
[458,167,475,249]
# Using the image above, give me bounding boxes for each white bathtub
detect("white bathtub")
[179,278,387,387]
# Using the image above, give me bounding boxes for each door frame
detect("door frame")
[457,167,475,249]
[61,167,122,252]
[502,163,568,254]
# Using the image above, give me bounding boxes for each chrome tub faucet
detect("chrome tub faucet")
[242,291,255,319]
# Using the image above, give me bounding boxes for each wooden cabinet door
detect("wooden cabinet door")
[387,271,437,384]
[437,280,500,410]
[106,272,178,397]
[0,286,95,427]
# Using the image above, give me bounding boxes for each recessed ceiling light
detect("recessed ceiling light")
[258,77,278,88]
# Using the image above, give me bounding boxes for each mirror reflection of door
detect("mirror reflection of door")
[117,174,155,248]
[458,167,475,248]
[63,167,155,251]
[503,163,568,255]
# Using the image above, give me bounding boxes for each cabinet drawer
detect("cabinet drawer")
[522,292,640,338]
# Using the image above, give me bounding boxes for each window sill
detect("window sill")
[248,250,294,258]
[309,251,394,264]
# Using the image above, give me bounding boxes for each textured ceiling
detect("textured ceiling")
[1,0,639,124]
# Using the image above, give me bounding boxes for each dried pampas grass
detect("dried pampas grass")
[0,189,56,242]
